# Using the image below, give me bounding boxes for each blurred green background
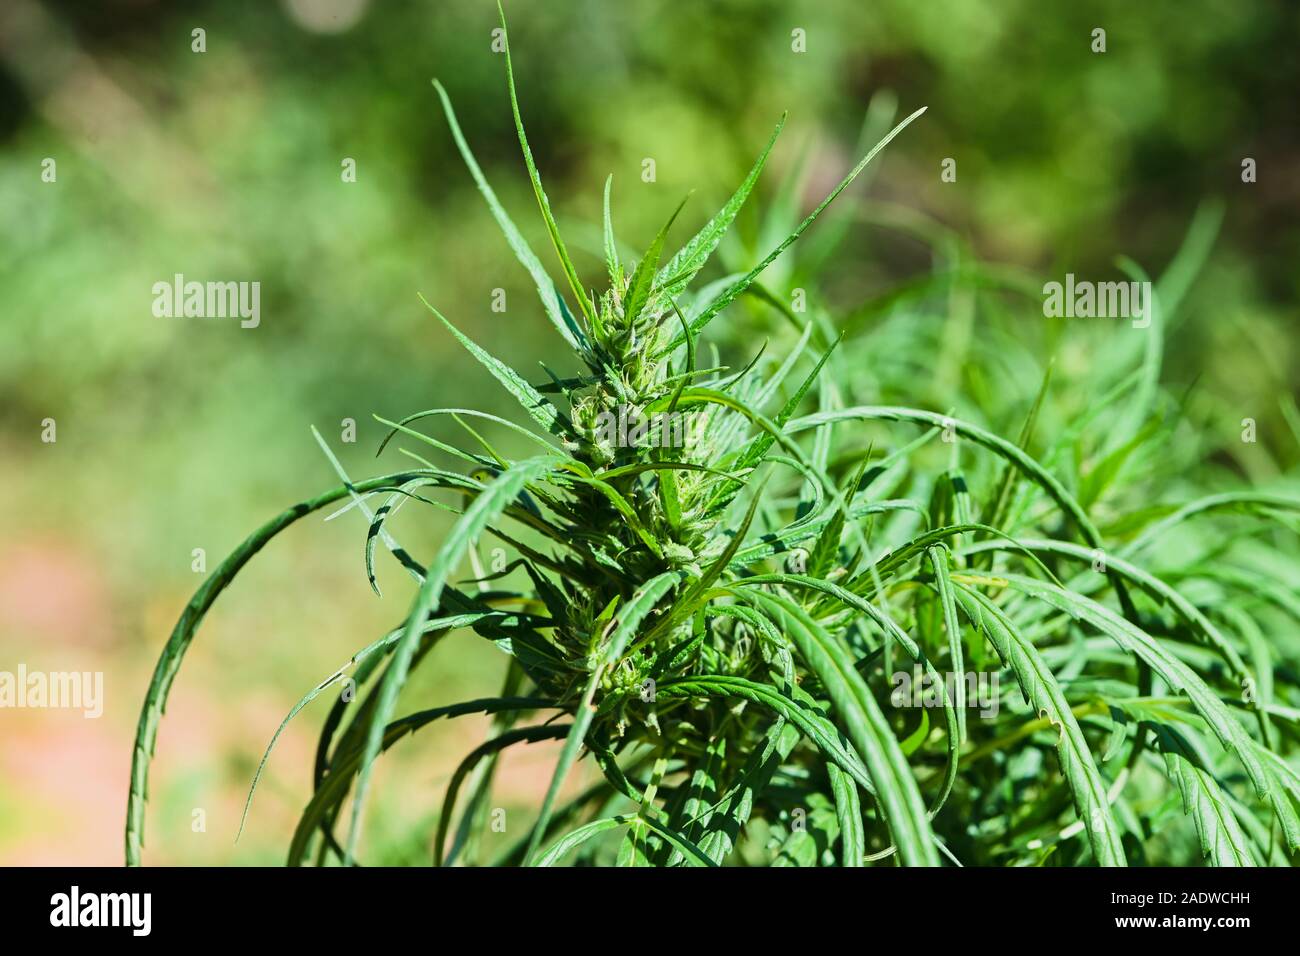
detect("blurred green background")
[0,0,1295,864]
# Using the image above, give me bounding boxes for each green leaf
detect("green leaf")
[522,570,683,865]
[240,611,501,841]
[791,406,1105,548]
[623,195,689,329]
[733,572,961,814]
[928,547,966,743]
[899,708,930,757]
[126,469,438,865]
[421,296,565,435]
[603,174,621,289]
[289,698,558,866]
[1121,491,1300,559]
[692,721,797,864]
[534,816,632,867]
[808,506,845,578]
[981,361,1053,542]
[659,106,927,352]
[497,3,597,329]
[954,585,1127,866]
[1152,724,1257,866]
[654,115,786,303]
[827,762,864,867]
[345,456,560,863]
[432,79,583,350]
[966,537,1253,686]
[996,572,1270,798]
[434,724,568,866]
[709,337,841,513]
[742,590,940,866]
[656,674,877,797]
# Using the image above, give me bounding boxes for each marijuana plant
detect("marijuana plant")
[127,9,1300,867]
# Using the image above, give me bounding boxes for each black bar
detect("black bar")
[0,866,1278,941]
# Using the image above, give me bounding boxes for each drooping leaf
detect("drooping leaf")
[345,456,560,863]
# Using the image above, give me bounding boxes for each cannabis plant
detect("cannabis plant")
[127,10,1300,867]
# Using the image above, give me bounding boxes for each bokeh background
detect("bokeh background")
[1,0,1296,864]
